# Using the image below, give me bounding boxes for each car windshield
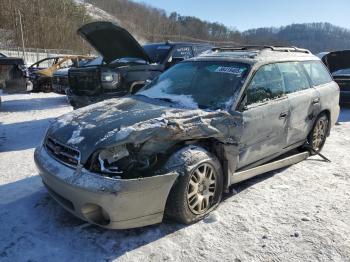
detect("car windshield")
[143,44,171,64]
[137,61,250,110]
[78,59,93,67]
[333,68,350,76]
[110,57,148,64]
[83,56,104,67]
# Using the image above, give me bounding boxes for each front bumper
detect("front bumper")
[34,145,178,229]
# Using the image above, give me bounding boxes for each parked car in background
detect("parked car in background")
[0,56,32,94]
[318,50,350,106]
[35,46,339,229]
[28,55,93,92]
[52,58,95,94]
[0,52,6,58]
[67,21,213,109]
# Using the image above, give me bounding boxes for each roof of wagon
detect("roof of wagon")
[190,46,319,64]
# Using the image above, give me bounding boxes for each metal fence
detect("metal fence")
[0,47,79,66]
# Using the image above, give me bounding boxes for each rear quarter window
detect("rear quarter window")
[302,61,333,86]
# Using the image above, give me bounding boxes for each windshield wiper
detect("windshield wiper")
[149,97,177,104]
[135,95,176,104]
[138,95,209,109]
[134,94,150,99]
[156,97,174,103]
[198,104,209,109]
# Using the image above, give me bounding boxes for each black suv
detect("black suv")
[67,21,212,108]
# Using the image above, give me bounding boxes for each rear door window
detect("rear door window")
[246,63,285,106]
[301,61,333,86]
[277,62,310,93]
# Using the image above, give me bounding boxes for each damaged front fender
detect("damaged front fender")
[96,109,243,149]
[48,96,243,167]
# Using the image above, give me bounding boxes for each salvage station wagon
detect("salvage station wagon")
[35,46,339,229]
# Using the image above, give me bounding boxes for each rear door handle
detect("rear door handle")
[312,98,320,104]
[279,111,288,119]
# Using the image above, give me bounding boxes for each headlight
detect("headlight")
[97,145,129,174]
[91,144,158,177]
[101,72,120,83]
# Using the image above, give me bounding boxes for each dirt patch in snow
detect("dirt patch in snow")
[0,93,350,261]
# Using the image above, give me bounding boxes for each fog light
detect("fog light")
[81,203,110,226]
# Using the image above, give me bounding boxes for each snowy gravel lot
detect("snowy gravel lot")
[0,93,350,262]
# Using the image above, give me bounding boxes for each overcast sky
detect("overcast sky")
[134,0,350,31]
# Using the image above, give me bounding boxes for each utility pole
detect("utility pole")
[18,9,26,62]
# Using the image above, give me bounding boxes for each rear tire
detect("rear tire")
[164,146,223,224]
[307,113,329,153]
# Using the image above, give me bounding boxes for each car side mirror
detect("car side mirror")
[166,57,184,69]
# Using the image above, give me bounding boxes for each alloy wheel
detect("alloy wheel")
[187,163,217,215]
[312,117,328,151]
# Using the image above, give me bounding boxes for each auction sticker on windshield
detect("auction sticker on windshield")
[214,66,247,75]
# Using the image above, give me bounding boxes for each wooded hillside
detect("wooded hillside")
[1,0,350,54]
[0,0,91,52]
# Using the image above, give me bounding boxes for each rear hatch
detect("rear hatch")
[321,50,350,92]
[333,73,350,92]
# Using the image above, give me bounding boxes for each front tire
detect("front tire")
[164,146,223,224]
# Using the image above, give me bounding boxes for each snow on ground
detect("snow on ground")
[0,93,350,262]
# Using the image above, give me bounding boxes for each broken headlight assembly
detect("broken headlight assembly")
[89,144,158,177]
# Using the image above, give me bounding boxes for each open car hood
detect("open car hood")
[78,21,151,64]
[320,50,350,74]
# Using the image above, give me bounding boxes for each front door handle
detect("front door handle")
[279,111,288,119]
[312,98,320,105]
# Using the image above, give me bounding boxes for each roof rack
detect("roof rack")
[212,45,311,54]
